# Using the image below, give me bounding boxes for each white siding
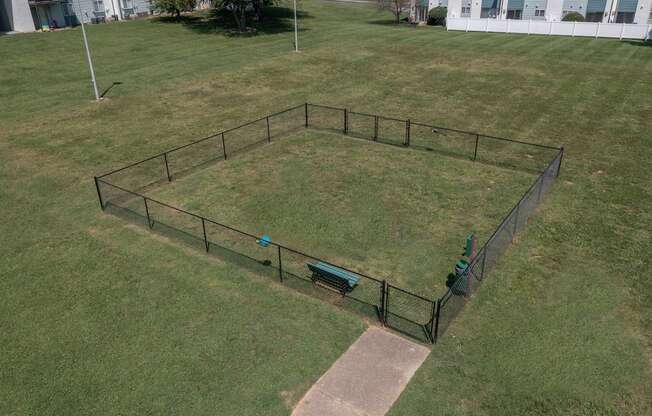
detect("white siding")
[447,16,652,38]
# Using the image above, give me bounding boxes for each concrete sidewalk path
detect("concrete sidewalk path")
[292,327,430,416]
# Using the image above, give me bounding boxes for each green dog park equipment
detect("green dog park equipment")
[465,233,474,257]
[454,258,469,277]
[307,262,360,295]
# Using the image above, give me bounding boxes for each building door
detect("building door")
[31,5,52,29]
[614,0,637,23]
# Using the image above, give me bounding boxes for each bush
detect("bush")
[562,12,585,22]
[427,6,447,26]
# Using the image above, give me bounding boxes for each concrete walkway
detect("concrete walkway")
[292,327,430,416]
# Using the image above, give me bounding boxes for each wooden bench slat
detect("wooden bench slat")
[310,262,360,287]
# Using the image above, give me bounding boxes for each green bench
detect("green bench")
[307,262,360,295]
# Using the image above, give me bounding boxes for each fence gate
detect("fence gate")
[384,284,437,343]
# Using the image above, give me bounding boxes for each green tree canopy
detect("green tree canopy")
[151,0,198,18]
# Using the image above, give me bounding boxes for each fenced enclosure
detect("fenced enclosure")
[94,102,563,344]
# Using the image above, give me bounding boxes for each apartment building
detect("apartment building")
[446,0,652,23]
[1,0,153,32]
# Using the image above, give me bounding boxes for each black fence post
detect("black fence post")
[304,103,309,128]
[266,116,271,142]
[512,203,520,242]
[428,299,437,343]
[143,196,153,229]
[473,134,479,161]
[201,217,209,252]
[405,119,410,147]
[373,115,379,141]
[382,280,389,325]
[556,147,564,177]
[277,245,283,282]
[221,132,227,160]
[94,176,104,211]
[379,280,386,325]
[163,152,171,181]
[480,248,487,280]
[343,108,348,134]
[431,299,441,343]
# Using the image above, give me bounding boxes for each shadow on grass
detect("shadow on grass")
[313,126,548,175]
[623,39,652,48]
[152,7,312,36]
[103,201,434,345]
[100,81,123,98]
[366,16,412,27]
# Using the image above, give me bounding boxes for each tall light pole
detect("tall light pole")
[293,0,299,52]
[78,4,101,101]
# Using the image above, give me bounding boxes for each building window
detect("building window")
[506,0,525,20]
[535,9,545,16]
[461,6,471,15]
[122,0,135,16]
[615,12,635,23]
[585,0,606,22]
[93,0,105,13]
[481,0,500,18]
[62,2,80,25]
[613,0,637,24]
[506,9,523,19]
[561,0,587,18]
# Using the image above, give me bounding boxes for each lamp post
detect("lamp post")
[78,4,100,101]
[293,0,299,52]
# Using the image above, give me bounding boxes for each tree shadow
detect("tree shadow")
[366,15,411,27]
[152,7,312,36]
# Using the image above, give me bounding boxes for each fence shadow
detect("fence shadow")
[385,313,432,344]
[104,202,393,332]
[317,127,544,176]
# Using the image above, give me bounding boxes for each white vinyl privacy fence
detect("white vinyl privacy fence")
[447,18,652,40]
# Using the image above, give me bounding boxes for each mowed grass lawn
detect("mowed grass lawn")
[1,1,651,415]
[144,129,536,297]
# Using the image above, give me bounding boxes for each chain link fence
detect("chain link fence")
[433,148,563,340]
[94,102,563,344]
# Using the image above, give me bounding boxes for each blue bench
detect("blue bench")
[307,262,360,295]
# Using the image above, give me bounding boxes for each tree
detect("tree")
[252,0,277,23]
[427,6,447,26]
[562,11,585,22]
[378,0,410,24]
[212,0,279,32]
[213,0,252,32]
[152,0,197,18]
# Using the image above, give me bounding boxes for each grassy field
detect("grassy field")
[1,1,651,415]
[142,129,536,297]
